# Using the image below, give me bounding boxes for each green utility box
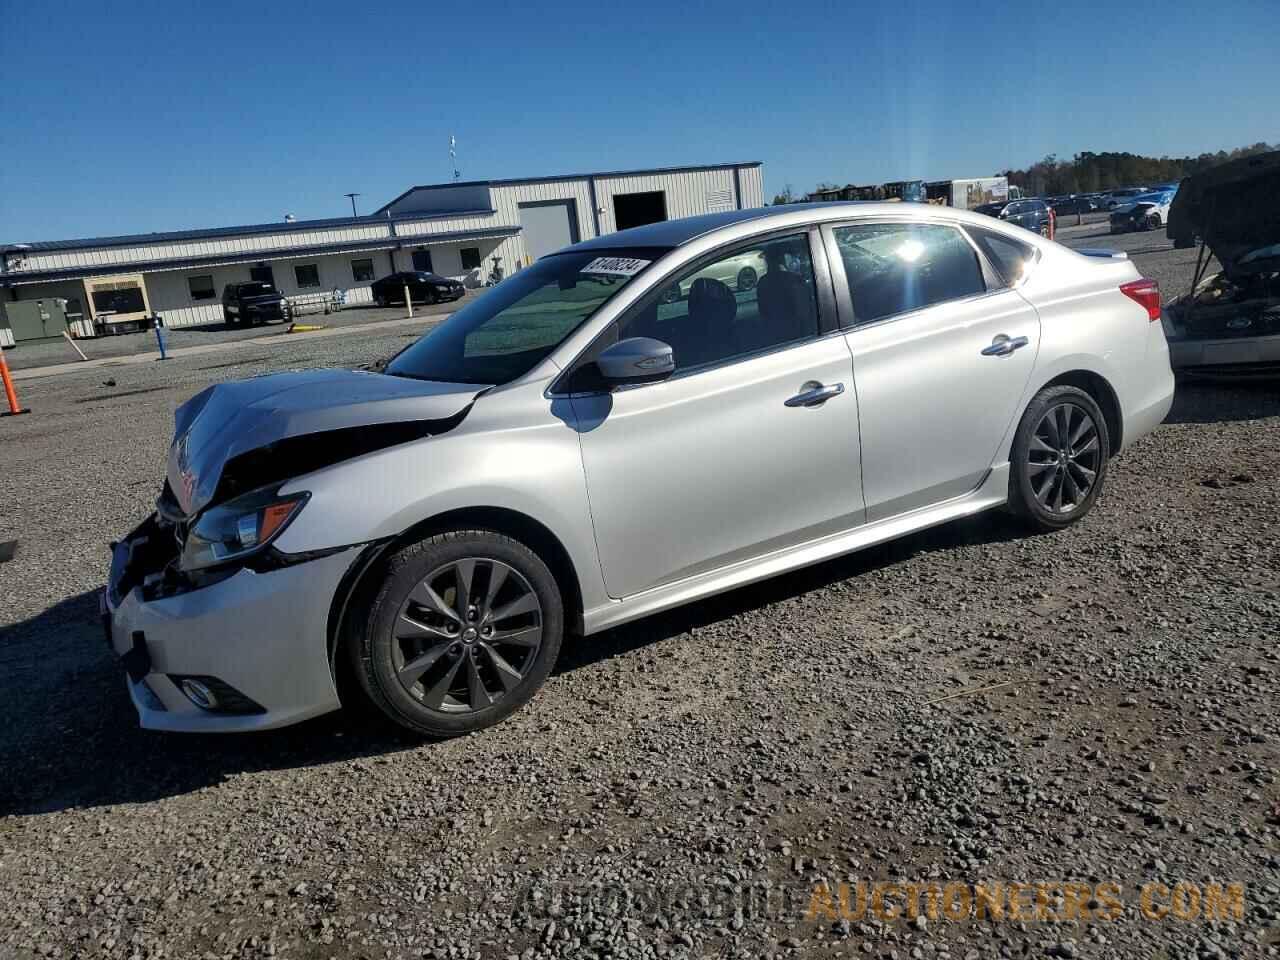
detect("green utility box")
[5,298,70,342]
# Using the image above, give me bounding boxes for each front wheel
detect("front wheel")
[351,530,564,737]
[1145,213,1162,231]
[374,293,387,307]
[1008,385,1110,531]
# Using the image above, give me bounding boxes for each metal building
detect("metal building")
[0,161,763,336]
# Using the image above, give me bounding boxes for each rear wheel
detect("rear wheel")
[1008,385,1109,531]
[351,530,564,737]
[374,293,387,307]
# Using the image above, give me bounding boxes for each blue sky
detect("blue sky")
[1,0,1275,241]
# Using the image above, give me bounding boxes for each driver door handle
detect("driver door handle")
[785,381,845,408]
[981,334,1030,357]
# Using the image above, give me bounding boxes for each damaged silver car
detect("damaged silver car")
[103,203,1174,737]
[1164,150,1280,376]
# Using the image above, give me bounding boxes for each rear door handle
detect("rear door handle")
[785,381,845,407]
[981,334,1030,357]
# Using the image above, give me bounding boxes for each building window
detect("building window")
[351,258,375,283]
[187,275,216,301]
[460,247,482,271]
[412,249,433,272]
[294,264,321,289]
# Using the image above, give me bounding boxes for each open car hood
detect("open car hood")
[168,369,484,516]
[1168,150,1280,277]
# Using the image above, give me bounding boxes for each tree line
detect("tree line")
[772,141,1275,204]
[1000,142,1274,196]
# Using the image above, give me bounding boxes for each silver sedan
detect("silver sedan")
[104,203,1175,736]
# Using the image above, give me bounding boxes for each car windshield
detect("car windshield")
[238,283,276,295]
[386,247,666,385]
[975,203,1006,215]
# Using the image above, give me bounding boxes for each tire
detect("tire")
[1039,224,1050,237]
[424,289,438,305]
[737,267,757,292]
[350,530,564,737]
[1146,213,1162,231]
[225,311,240,328]
[1008,385,1110,532]
[374,294,387,307]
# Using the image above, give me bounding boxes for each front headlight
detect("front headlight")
[179,487,309,572]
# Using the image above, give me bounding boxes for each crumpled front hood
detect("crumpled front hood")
[1168,150,1280,276]
[168,369,484,516]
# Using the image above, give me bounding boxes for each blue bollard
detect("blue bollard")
[153,316,167,360]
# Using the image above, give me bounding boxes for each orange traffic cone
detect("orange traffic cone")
[0,350,30,417]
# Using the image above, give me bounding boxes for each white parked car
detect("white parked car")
[1109,193,1174,233]
[103,203,1175,737]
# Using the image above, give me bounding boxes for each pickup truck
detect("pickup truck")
[222,281,288,327]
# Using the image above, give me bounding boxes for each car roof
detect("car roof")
[573,201,1016,252]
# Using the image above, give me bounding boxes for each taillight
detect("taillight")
[1120,278,1161,321]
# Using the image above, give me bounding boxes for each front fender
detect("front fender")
[271,387,608,614]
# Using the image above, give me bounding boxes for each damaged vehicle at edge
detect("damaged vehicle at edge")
[1164,150,1280,376]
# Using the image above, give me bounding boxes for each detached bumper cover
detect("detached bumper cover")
[103,540,359,732]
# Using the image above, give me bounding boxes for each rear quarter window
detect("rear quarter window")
[966,225,1037,287]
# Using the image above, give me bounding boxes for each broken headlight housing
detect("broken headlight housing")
[179,487,309,572]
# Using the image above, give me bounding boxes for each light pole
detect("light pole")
[345,193,361,217]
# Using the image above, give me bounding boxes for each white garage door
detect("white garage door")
[518,200,580,262]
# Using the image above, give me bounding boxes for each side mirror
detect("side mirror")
[596,337,675,387]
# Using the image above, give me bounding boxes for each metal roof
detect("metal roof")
[2,208,499,253]
[0,225,521,286]
[376,161,764,215]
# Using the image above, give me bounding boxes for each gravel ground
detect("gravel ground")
[2,295,477,373]
[1,230,1277,960]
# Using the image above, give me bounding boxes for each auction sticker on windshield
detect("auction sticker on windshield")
[581,256,651,277]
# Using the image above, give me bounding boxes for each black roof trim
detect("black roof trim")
[1,225,520,286]
[3,209,499,254]
[375,161,764,214]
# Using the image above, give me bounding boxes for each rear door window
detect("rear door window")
[832,222,986,326]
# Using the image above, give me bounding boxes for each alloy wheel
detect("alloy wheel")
[1025,402,1101,514]
[391,558,543,713]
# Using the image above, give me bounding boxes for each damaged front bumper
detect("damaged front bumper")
[1164,280,1280,375]
[102,516,360,732]
[1165,331,1280,375]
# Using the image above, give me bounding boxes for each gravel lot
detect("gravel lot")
[3,295,478,373]
[1,226,1277,960]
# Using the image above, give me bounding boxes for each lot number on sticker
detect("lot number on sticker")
[582,257,650,277]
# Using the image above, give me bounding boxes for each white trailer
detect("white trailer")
[926,177,1013,210]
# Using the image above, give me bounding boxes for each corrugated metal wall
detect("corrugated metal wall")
[737,164,765,208]
[4,164,765,329]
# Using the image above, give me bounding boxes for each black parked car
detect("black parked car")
[974,198,1053,236]
[222,281,287,326]
[1051,195,1096,216]
[370,271,466,307]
